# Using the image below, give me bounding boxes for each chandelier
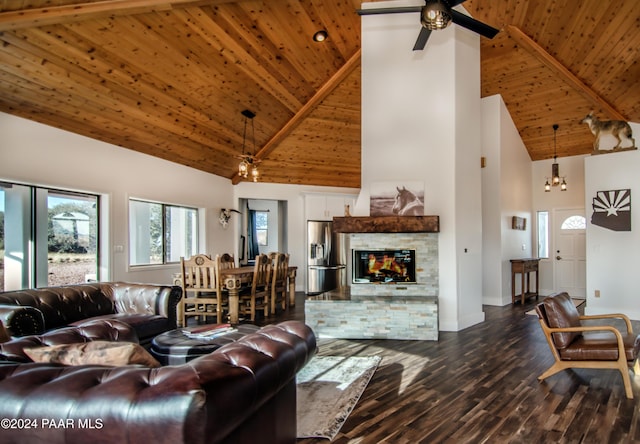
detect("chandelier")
[237,109,260,182]
[544,124,567,192]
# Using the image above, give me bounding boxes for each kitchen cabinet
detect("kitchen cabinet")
[305,194,356,221]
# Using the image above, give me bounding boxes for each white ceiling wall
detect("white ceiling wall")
[360,1,484,331]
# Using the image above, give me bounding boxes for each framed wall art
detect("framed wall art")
[370,181,424,216]
[512,216,526,231]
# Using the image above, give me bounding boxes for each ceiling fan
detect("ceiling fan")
[357,0,499,51]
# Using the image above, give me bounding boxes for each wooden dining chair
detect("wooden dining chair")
[238,254,271,322]
[180,254,225,327]
[269,252,289,315]
[217,253,236,270]
[213,253,235,315]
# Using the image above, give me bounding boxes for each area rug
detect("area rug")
[296,355,381,440]
[525,297,585,316]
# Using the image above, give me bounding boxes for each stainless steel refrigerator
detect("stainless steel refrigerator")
[306,220,346,295]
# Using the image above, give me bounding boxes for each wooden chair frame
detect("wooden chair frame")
[238,254,271,322]
[180,254,226,327]
[536,305,640,399]
[269,252,289,315]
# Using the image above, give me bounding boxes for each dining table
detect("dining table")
[220,265,297,324]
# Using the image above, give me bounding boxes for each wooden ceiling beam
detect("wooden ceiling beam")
[506,25,626,121]
[0,0,238,31]
[231,48,362,185]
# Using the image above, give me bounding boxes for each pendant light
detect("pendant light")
[544,124,566,192]
[237,109,260,181]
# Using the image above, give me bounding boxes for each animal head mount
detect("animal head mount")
[219,208,241,228]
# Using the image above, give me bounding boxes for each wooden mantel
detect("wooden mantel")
[332,216,439,233]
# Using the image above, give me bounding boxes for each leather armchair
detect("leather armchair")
[535,292,640,399]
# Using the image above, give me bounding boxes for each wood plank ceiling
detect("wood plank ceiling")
[1,1,638,187]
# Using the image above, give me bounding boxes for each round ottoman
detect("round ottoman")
[150,324,260,365]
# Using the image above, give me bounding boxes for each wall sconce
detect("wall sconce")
[219,208,241,228]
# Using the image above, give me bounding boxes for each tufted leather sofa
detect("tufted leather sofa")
[0,318,139,362]
[0,282,182,347]
[0,320,317,444]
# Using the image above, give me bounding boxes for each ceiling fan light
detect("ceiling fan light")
[544,179,551,192]
[251,165,259,182]
[560,178,567,191]
[421,0,452,30]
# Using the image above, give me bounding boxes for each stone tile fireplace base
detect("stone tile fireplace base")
[305,289,438,340]
[304,216,440,340]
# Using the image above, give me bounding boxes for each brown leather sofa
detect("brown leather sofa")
[0,282,182,347]
[0,318,140,362]
[0,319,317,444]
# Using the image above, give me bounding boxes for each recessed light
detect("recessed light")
[313,30,328,42]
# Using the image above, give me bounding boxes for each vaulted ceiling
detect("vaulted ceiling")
[1,1,638,188]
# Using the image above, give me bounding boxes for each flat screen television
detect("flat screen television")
[352,249,416,284]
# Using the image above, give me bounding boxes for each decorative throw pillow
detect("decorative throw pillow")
[24,341,161,367]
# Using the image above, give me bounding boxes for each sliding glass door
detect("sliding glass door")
[45,190,98,286]
[0,182,99,291]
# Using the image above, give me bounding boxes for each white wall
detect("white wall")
[454,25,484,327]
[531,154,587,295]
[360,1,484,330]
[1,112,235,285]
[481,95,533,306]
[584,147,640,320]
[481,96,503,306]
[0,112,359,290]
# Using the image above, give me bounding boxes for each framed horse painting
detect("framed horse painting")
[370,181,424,216]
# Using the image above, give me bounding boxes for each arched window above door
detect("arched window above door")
[561,215,586,230]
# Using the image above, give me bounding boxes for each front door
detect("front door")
[553,209,586,298]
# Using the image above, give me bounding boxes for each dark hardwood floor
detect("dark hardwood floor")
[253,294,640,443]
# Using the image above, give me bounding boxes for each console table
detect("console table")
[510,258,540,305]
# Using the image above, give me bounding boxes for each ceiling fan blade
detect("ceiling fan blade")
[451,10,499,39]
[413,27,432,51]
[356,6,422,16]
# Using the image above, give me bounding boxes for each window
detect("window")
[47,191,99,285]
[129,199,197,266]
[0,183,99,291]
[537,211,549,259]
[255,211,268,246]
[561,215,586,230]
